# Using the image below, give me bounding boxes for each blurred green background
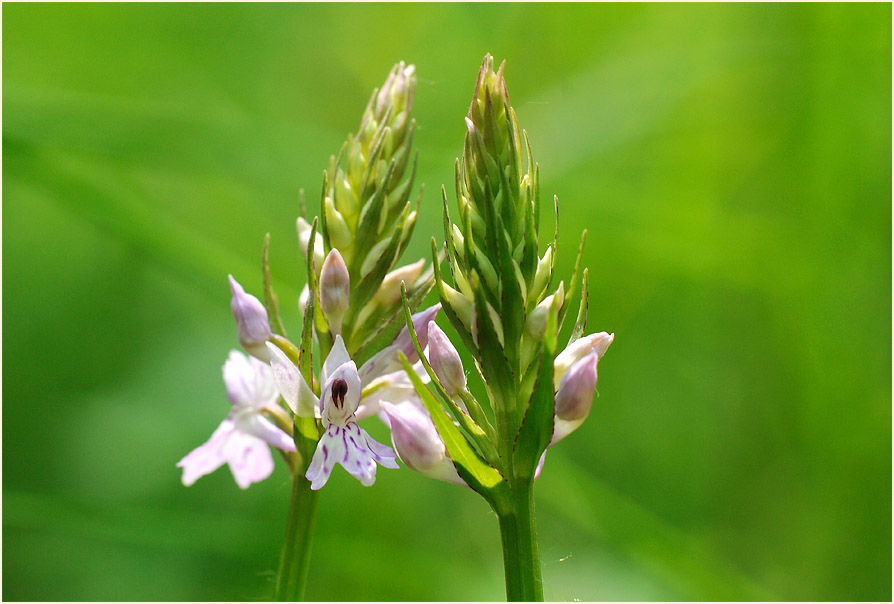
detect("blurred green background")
[3,3,891,601]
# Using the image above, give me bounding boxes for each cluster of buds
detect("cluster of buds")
[297,62,431,365]
[178,62,443,492]
[390,55,614,498]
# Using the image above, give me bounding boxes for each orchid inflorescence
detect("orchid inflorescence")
[177,55,613,602]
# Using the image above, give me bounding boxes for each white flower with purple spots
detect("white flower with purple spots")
[177,351,296,489]
[267,335,400,490]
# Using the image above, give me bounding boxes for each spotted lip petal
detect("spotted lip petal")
[303,334,400,490]
[305,423,398,490]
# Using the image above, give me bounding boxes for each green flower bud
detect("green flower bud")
[324,196,352,252]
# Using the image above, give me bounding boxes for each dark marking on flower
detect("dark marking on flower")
[331,378,348,409]
[322,444,329,462]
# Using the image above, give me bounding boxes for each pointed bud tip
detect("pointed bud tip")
[427,320,465,395]
[319,249,351,333]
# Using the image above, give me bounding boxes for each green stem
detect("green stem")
[274,473,320,601]
[496,479,543,601]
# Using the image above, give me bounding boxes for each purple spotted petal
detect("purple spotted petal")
[305,421,398,490]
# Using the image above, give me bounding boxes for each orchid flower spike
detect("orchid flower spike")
[229,275,272,362]
[177,351,295,489]
[267,335,400,490]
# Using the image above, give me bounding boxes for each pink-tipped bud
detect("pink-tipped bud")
[550,351,603,447]
[554,351,598,422]
[319,249,350,334]
[229,275,272,361]
[554,332,614,387]
[427,321,466,395]
[381,402,465,486]
[393,303,441,363]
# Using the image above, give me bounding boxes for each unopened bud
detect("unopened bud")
[381,402,465,486]
[442,283,474,331]
[525,282,565,339]
[375,62,415,119]
[335,173,359,224]
[229,275,272,361]
[551,351,601,446]
[393,304,441,363]
[374,258,425,306]
[296,217,325,270]
[319,249,350,334]
[554,332,614,386]
[554,351,598,422]
[427,321,466,395]
[324,196,353,251]
[530,246,553,299]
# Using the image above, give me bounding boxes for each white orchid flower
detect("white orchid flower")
[177,351,296,489]
[267,335,400,490]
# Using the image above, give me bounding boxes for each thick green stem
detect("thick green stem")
[496,480,543,601]
[274,473,320,601]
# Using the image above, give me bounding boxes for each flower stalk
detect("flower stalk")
[274,471,319,601]
[268,61,427,600]
[397,54,614,601]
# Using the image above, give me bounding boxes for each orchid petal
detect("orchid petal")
[322,360,362,420]
[236,411,297,452]
[305,422,398,490]
[223,351,278,409]
[266,342,320,418]
[225,432,275,489]
[321,334,351,386]
[177,419,234,486]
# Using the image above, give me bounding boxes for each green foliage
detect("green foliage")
[2,3,890,601]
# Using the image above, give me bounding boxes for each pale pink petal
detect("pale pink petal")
[223,350,278,409]
[236,411,296,452]
[225,432,275,489]
[176,419,235,486]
